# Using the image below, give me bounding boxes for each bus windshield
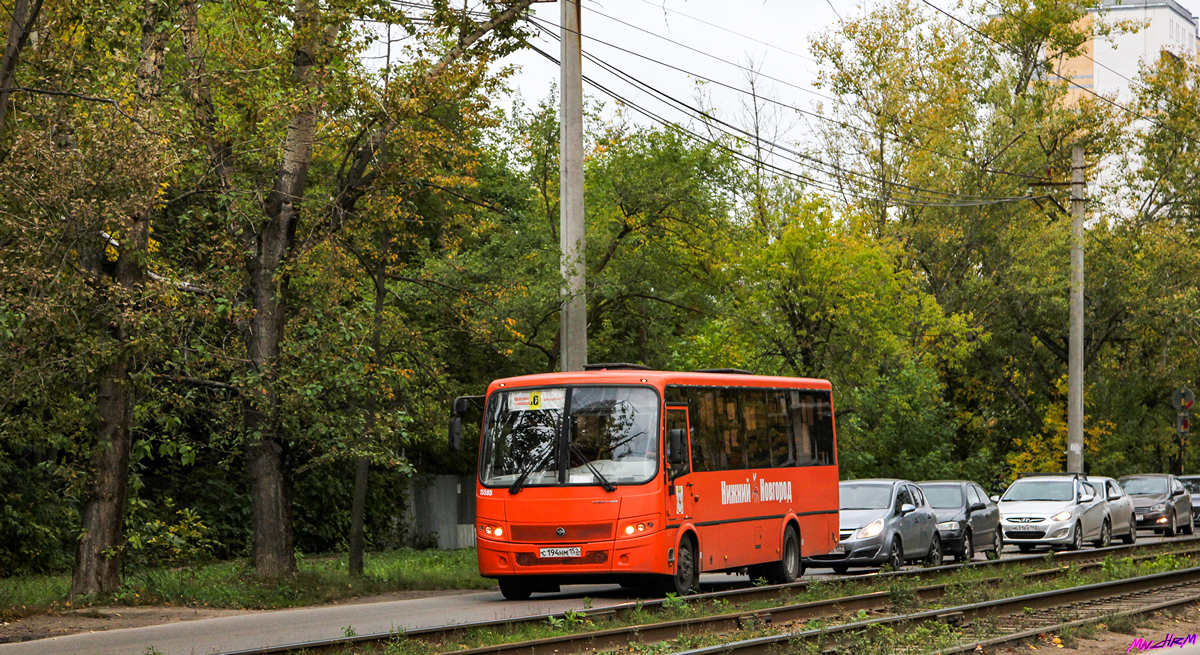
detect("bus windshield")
[480,386,660,488]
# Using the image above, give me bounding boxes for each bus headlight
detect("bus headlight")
[619,518,657,538]
[479,524,505,540]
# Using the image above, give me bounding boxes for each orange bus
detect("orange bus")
[449,364,839,600]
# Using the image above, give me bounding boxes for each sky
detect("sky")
[498,0,840,122]
[365,0,1200,190]
[490,0,1200,125]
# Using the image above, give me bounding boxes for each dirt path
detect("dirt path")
[0,588,481,644]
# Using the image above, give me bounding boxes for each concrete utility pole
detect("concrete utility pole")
[559,0,587,371]
[1067,146,1085,474]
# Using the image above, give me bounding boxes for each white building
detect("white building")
[1059,0,1199,103]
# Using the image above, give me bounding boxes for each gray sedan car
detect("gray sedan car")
[1120,474,1194,536]
[805,479,941,573]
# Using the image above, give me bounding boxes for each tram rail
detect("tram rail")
[215,536,1200,655]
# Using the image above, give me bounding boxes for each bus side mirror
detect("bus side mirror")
[668,428,685,464]
[448,395,483,453]
[449,416,462,452]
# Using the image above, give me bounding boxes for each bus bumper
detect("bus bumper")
[477,532,669,578]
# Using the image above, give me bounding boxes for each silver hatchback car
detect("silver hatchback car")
[994,474,1108,552]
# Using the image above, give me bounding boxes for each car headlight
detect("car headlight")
[854,518,885,540]
[1151,503,1167,512]
[1052,510,1073,522]
[937,521,962,531]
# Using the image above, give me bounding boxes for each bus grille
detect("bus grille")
[509,523,614,542]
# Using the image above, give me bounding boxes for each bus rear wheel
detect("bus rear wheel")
[499,577,533,600]
[764,525,802,584]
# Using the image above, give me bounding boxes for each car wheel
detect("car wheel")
[765,525,802,584]
[1067,522,1083,550]
[1166,512,1178,538]
[662,535,698,596]
[886,537,904,571]
[958,531,974,563]
[1122,516,1137,544]
[1185,512,1195,536]
[499,577,533,600]
[925,534,943,567]
[986,530,1002,560]
[1092,520,1111,548]
[831,564,849,574]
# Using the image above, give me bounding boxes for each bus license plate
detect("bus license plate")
[540,547,581,558]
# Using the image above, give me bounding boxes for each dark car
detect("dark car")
[1180,476,1200,526]
[1119,474,1195,536]
[918,480,1003,562]
[805,479,940,573]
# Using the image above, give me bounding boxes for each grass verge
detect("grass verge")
[0,548,491,617]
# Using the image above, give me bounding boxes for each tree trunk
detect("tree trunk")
[348,455,369,575]
[244,204,300,576]
[69,358,133,599]
[350,229,390,575]
[244,0,324,577]
[68,0,171,600]
[0,0,44,141]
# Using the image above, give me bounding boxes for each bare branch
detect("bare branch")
[0,86,165,135]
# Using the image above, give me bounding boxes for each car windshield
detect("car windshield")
[921,485,963,509]
[480,386,660,487]
[1181,478,1200,494]
[840,483,893,510]
[1121,477,1169,495]
[1001,480,1074,502]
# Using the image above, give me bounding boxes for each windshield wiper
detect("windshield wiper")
[509,445,555,495]
[570,443,616,492]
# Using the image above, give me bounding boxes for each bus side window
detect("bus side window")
[791,391,835,467]
[742,389,773,469]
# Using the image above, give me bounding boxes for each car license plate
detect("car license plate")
[830,545,845,554]
[1009,524,1039,531]
[1136,514,1145,521]
[539,547,581,558]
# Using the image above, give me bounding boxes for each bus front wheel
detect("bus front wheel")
[765,525,802,584]
[662,536,698,596]
[499,577,533,600]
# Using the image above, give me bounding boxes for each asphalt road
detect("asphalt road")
[0,532,1185,655]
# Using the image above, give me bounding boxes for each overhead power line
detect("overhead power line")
[528,12,1048,184]
[533,20,1044,205]
[524,39,1049,210]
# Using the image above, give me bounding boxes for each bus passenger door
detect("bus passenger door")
[665,406,693,523]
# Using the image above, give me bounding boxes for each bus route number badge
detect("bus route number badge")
[676,486,684,514]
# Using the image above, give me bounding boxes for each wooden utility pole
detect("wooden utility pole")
[1067,146,1085,474]
[559,0,587,372]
